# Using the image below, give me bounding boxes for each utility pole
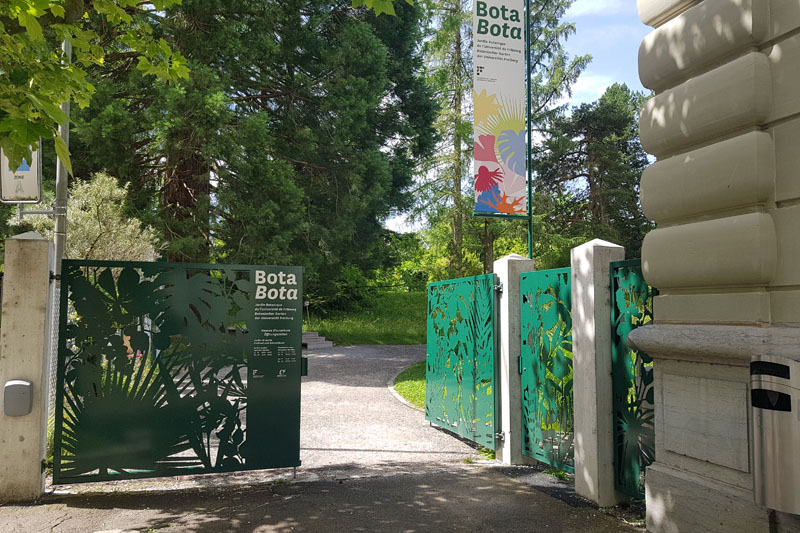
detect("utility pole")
[53,39,72,275]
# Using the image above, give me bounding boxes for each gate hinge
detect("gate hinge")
[494,281,503,294]
[495,432,505,442]
[50,272,60,282]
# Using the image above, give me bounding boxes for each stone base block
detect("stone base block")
[646,463,769,532]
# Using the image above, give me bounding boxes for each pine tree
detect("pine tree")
[68,0,436,304]
[417,0,588,278]
[534,83,653,256]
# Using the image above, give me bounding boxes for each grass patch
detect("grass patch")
[544,468,570,481]
[306,291,426,345]
[479,446,496,460]
[393,360,426,408]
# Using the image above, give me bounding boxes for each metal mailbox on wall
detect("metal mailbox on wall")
[751,355,800,515]
[53,260,305,483]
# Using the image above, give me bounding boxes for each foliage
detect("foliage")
[0,0,188,171]
[414,0,589,275]
[393,360,426,408]
[544,467,570,481]
[534,83,653,256]
[353,0,413,16]
[16,172,159,261]
[416,0,471,276]
[307,290,426,345]
[67,0,436,307]
[375,233,430,292]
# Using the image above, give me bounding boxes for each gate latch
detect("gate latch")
[494,281,503,294]
[495,432,505,442]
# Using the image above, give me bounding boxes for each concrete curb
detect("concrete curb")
[387,360,425,413]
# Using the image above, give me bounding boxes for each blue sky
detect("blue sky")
[562,0,650,105]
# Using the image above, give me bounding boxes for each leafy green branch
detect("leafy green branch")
[0,0,189,172]
[352,0,413,16]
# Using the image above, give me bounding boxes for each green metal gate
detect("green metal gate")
[520,268,574,472]
[53,260,304,483]
[611,259,655,499]
[425,274,498,449]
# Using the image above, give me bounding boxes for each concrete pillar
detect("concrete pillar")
[494,253,536,465]
[571,239,625,507]
[633,0,800,530]
[0,232,54,502]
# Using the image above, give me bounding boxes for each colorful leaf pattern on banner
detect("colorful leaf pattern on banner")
[472,0,527,216]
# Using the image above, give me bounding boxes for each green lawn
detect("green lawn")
[305,291,426,345]
[393,360,426,408]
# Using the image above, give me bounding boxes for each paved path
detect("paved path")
[0,345,639,532]
[299,344,478,474]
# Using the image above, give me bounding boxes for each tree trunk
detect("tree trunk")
[451,9,464,277]
[162,149,211,262]
[482,219,494,273]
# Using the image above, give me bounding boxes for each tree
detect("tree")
[353,0,413,15]
[417,0,588,280]
[534,83,652,255]
[0,0,188,171]
[69,0,436,304]
[17,172,160,261]
[416,0,471,277]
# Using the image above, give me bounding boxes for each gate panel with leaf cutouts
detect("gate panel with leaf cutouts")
[53,260,304,483]
[425,274,498,450]
[611,259,656,499]
[520,268,574,472]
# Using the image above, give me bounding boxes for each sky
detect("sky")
[385,0,651,232]
[562,0,650,105]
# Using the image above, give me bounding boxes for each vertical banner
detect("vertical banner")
[473,0,527,216]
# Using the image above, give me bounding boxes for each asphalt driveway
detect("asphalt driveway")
[0,345,638,532]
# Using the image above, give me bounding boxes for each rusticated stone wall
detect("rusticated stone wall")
[632,1,800,531]
[639,0,799,326]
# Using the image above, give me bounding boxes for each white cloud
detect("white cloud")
[559,72,614,107]
[566,0,628,18]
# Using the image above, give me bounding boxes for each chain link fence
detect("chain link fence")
[46,281,60,456]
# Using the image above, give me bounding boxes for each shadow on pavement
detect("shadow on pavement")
[20,466,635,532]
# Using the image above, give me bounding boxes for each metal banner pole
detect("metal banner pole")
[525,0,533,260]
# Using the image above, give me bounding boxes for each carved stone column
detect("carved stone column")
[632,1,800,530]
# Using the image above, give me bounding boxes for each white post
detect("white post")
[0,232,54,502]
[571,239,625,507]
[494,253,536,465]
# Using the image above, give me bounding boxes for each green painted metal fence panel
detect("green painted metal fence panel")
[426,274,497,449]
[53,260,304,483]
[520,268,574,472]
[611,259,656,499]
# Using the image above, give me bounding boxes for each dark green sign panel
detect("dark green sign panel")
[53,260,304,483]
